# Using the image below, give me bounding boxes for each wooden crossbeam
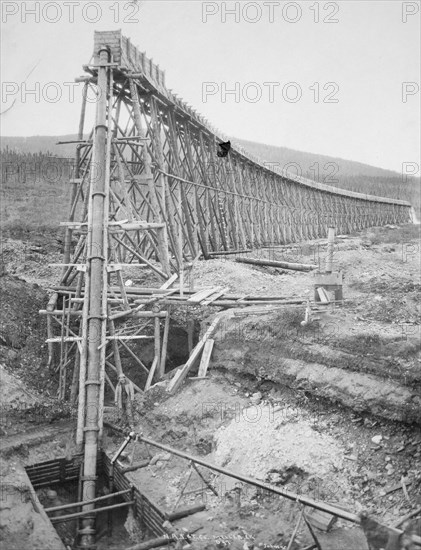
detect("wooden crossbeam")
[197,339,214,378]
[167,316,221,394]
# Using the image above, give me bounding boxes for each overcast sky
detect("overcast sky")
[1,0,420,173]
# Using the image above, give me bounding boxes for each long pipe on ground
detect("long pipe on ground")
[134,435,421,546]
[235,257,317,272]
[136,435,358,523]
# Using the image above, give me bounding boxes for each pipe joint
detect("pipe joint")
[98,45,111,58]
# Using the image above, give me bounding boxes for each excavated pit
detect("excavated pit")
[2,452,168,550]
[1,225,421,549]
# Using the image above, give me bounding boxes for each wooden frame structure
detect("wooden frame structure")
[45,29,413,403]
[41,30,413,547]
[67,31,412,274]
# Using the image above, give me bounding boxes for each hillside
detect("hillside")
[1,136,419,235]
[1,135,79,159]
[1,134,407,178]
[235,138,400,179]
[235,138,420,209]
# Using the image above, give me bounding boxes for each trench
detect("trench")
[24,453,168,550]
[2,292,420,550]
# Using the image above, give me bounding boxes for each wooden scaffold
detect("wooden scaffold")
[40,30,414,547]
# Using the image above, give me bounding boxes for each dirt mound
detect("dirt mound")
[0,464,66,550]
[0,275,47,348]
[213,407,352,501]
[212,311,421,425]
[0,275,57,398]
[0,365,41,408]
[1,238,62,287]
[192,257,309,296]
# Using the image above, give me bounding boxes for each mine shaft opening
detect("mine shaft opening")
[102,314,200,396]
[25,453,164,550]
[36,480,134,549]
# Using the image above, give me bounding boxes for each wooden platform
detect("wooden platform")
[93,30,166,89]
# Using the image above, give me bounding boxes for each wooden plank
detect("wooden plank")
[304,506,338,532]
[167,316,221,394]
[201,287,230,305]
[197,339,214,377]
[160,273,178,290]
[187,287,221,303]
[317,287,329,303]
[166,367,183,389]
[158,309,171,378]
[145,357,159,391]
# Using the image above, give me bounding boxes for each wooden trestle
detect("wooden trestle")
[42,30,413,547]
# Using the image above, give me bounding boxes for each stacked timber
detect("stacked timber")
[45,286,309,309]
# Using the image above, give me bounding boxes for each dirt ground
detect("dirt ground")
[0,224,420,549]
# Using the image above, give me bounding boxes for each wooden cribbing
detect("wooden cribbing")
[235,257,318,272]
[166,316,221,394]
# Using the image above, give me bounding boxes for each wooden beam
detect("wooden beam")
[167,316,221,394]
[197,339,214,378]
[235,257,318,272]
[144,357,159,391]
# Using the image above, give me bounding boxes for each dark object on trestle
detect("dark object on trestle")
[217,141,231,157]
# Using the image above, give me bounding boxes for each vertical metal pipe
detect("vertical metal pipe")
[98,67,114,444]
[325,227,335,273]
[79,46,110,548]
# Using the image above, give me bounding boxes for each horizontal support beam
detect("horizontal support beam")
[45,488,131,513]
[50,500,135,523]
